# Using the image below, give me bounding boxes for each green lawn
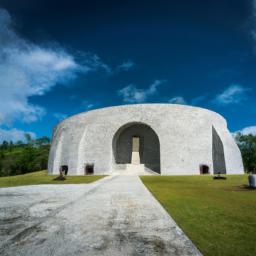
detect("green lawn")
[0,170,105,187]
[141,175,256,256]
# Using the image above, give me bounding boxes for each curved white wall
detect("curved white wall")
[48,104,244,175]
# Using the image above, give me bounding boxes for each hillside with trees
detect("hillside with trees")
[0,134,50,177]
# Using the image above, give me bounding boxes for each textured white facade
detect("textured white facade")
[48,104,244,175]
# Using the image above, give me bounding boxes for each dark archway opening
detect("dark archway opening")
[113,123,160,174]
[200,164,209,174]
[85,164,94,175]
[61,165,68,175]
[212,126,226,174]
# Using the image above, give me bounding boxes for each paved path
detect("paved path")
[0,176,201,256]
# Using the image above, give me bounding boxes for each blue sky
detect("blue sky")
[0,0,256,142]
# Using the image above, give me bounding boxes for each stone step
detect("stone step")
[126,164,145,172]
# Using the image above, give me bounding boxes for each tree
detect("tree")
[12,146,38,174]
[24,133,32,144]
[235,133,256,173]
[9,141,14,152]
[16,140,23,146]
[0,160,2,175]
[35,136,50,147]
[1,141,9,150]
[0,150,4,159]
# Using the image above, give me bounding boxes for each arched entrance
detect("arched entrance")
[112,122,160,173]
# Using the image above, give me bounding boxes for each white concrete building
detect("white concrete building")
[48,104,244,175]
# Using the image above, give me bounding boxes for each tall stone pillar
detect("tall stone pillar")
[131,136,140,164]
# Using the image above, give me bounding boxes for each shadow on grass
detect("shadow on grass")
[240,185,256,191]
[223,184,256,192]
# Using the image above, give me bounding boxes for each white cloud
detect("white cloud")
[81,100,95,110]
[213,84,250,105]
[119,85,146,103]
[81,53,111,73]
[168,94,208,106]
[191,95,207,105]
[116,60,135,71]
[0,8,109,125]
[118,80,165,103]
[84,103,94,109]
[0,128,36,143]
[168,96,187,105]
[53,113,68,121]
[235,125,256,135]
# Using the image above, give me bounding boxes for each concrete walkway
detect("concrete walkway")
[0,176,201,256]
